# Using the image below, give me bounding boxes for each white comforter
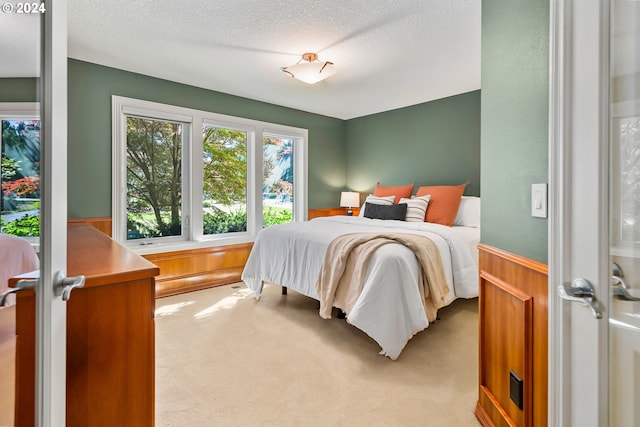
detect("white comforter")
[242,216,479,359]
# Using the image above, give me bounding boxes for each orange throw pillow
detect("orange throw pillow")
[415,184,465,226]
[373,183,414,204]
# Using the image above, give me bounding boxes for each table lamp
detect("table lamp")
[340,191,360,216]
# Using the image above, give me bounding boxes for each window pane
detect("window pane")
[126,117,182,240]
[618,116,640,243]
[263,136,293,227]
[202,125,247,235]
[1,120,41,237]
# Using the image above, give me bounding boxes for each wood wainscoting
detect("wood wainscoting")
[475,244,548,427]
[67,217,112,236]
[67,218,252,298]
[143,243,253,298]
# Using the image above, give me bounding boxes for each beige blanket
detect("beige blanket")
[316,232,449,322]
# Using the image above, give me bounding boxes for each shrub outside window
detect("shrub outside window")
[0,103,40,238]
[112,96,307,252]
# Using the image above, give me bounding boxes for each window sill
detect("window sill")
[125,234,255,256]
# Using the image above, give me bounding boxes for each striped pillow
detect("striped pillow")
[399,195,431,222]
[359,195,395,217]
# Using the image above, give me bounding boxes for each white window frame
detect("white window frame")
[263,129,308,225]
[0,102,40,117]
[118,109,192,245]
[0,102,41,246]
[112,96,308,254]
[196,119,255,243]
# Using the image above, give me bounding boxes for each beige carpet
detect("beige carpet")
[156,284,481,427]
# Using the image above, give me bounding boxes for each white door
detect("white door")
[36,1,70,425]
[1,1,71,425]
[549,0,640,426]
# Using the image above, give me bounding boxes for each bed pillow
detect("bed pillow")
[415,184,465,226]
[399,195,431,222]
[373,183,414,204]
[454,196,481,228]
[358,195,395,217]
[363,202,408,221]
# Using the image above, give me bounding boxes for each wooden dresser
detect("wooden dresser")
[13,224,159,426]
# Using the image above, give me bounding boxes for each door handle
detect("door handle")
[0,271,85,306]
[0,278,38,306]
[558,278,603,319]
[612,263,629,288]
[612,286,640,302]
[611,262,640,301]
[54,271,85,301]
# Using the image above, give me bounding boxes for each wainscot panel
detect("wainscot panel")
[67,217,112,237]
[476,244,548,427]
[143,243,253,298]
[66,218,252,297]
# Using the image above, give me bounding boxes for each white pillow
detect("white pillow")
[454,196,480,228]
[399,195,431,222]
[359,194,395,217]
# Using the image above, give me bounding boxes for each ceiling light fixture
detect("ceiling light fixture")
[280,52,336,84]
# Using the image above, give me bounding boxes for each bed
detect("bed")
[242,194,480,359]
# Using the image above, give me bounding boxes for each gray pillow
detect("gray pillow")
[363,202,408,221]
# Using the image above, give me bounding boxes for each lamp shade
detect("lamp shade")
[340,191,360,208]
[281,52,336,84]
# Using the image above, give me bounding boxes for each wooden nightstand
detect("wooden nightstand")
[308,207,360,219]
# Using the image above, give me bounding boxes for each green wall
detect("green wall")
[481,0,549,263]
[4,63,484,227]
[67,59,346,217]
[345,91,481,197]
[0,78,38,101]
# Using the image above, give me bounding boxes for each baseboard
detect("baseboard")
[154,267,244,298]
[475,401,497,427]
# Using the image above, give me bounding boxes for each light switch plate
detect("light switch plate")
[531,183,547,218]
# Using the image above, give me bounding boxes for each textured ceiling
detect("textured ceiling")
[2,0,481,120]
